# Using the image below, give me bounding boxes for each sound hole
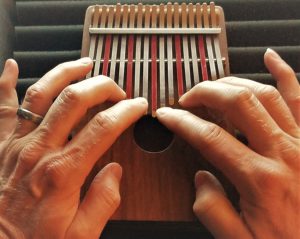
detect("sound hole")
[134,115,174,153]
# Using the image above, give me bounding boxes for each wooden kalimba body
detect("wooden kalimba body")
[81,2,230,222]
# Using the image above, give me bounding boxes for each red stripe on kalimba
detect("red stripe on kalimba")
[102,34,112,76]
[151,35,158,113]
[198,35,208,81]
[126,35,134,98]
[175,35,184,97]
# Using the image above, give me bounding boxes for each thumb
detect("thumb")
[66,163,122,239]
[0,59,19,140]
[193,171,252,239]
[0,59,19,90]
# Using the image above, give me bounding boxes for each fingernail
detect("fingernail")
[3,59,13,74]
[156,107,172,116]
[5,59,12,69]
[79,57,93,65]
[178,95,185,104]
[1,59,16,77]
[266,48,281,61]
[134,97,148,105]
[109,163,123,182]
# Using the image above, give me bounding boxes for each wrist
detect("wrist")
[0,216,24,239]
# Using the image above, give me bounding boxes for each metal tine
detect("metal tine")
[210,2,224,78]
[166,3,174,106]
[181,3,192,92]
[110,3,121,81]
[125,4,136,98]
[87,6,99,78]
[94,6,108,77]
[151,5,158,116]
[134,3,143,98]
[118,5,129,90]
[142,5,151,101]
[102,6,114,76]
[88,3,225,112]
[159,4,166,109]
[188,3,200,85]
[196,3,208,81]
[203,3,217,80]
[174,3,184,98]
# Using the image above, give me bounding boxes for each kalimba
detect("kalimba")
[81,2,231,222]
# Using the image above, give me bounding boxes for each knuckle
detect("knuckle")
[55,61,73,75]
[36,123,51,137]
[218,76,238,83]
[227,87,257,112]
[119,99,139,113]
[100,76,120,92]
[25,83,46,104]
[261,85,277,95]
[287,95,300,108]
[234,87,253,103]
[98,185,121,209]
[173,110,198,134]
[92,112,118,133]
[197,80,212,89]
[253,162,287,191]
[35,125,57,148]
[193,191,219,216]
[0,78,11,90]
[284,65,296,79]
[18,142,42,169]
[0,105,16,117]
[201,123,223,144]
[260,85,281,102]
[60,85,82,106]
[44,157,66,188]
[101,75,115,85]
[44,149,81,188]
[176,110,194,128]
[172,110,225,148]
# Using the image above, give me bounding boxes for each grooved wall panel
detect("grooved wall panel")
[14,0,300,96]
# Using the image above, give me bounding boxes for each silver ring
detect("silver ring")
[17,107,43,125]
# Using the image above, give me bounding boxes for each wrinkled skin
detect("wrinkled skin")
[157,49,300,239]
[0,57,147,238]
[0,48,299,239]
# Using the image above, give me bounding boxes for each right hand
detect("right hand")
[157,49,300,239]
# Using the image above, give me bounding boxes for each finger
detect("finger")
[264,48,300,124]
[193,171,252,239]
[44,98,147,190]
[0,59,19,140]
[66,163,122,239]
[156,107,255,190]
[178,81,284,153]
[36,76,126,146]
[218,77,299,137]
[16,57,93,135]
